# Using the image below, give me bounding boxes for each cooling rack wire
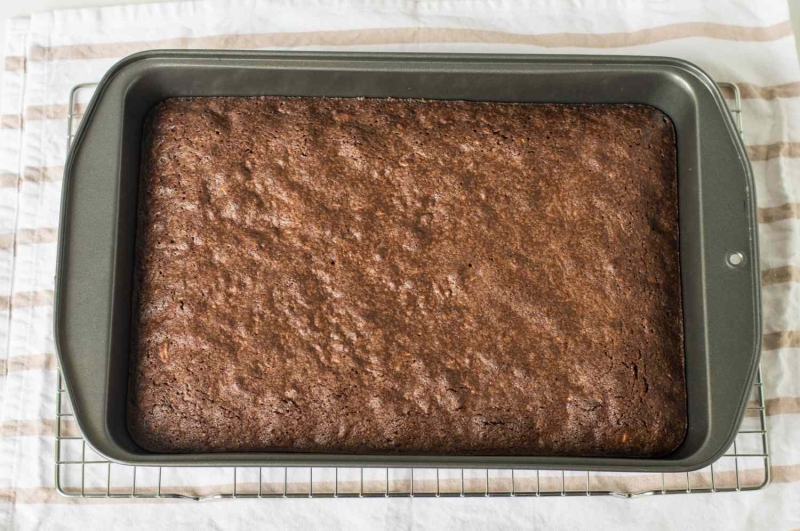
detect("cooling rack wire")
[55,81,769,500]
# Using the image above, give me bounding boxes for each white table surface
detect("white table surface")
[2,0,800,65]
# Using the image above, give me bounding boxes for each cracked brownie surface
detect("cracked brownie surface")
[128,96,685,456]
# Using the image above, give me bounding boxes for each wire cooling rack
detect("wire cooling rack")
[55,82,769,500]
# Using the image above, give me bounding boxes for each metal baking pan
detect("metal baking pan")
[55,50,761,471]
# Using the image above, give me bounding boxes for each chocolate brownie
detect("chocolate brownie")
[128,96,685,456]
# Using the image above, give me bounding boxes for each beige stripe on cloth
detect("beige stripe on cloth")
[0,290,54,311]
[0,104,88,131]
[0,114,23,129]
[744,396,800,417]
[20,166,64,184]
[25,103,87,121]
[759,203,800,223]
[28,20,793,62]
[0,227,59,250]
[763,330,800,350]
[0,353,58,375]
[0,419,79,438]
[4,56,25,72]
[0,173,18,188]
[721,81,800,99]
[747,142,800,161]
[763,397,800,416]
[763,265,800,285]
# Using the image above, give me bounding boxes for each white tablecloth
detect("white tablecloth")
[0,1,799,529]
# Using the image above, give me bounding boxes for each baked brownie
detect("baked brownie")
[128,96,685,456]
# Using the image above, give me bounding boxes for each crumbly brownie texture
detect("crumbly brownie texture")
[128,96,685,456]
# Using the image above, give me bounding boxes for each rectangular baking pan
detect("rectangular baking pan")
[55,50,761,471]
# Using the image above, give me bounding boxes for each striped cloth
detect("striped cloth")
[1,0,799,529]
